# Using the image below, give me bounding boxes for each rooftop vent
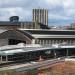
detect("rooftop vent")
[9,16,19,22]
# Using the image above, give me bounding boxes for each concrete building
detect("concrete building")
[68,23,75,30]
[0,29,75,46]
[0,9,49,30]
[0,9,75,46]
[0,21,49,30]
[33,9,48,26]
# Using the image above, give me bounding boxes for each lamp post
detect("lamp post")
[66,49,69,57]
[54,50,57,58]
[6,54,8,62]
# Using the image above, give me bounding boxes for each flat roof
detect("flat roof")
[0,21,35,26]
[20,29,75,35]
[0,47,52,55]
[0,45,75,56]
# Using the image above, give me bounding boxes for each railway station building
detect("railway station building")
[0,9,75,62]
[0,29,75,62]
[0,29,75,46]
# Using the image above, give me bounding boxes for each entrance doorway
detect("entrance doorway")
[9,39,26,45]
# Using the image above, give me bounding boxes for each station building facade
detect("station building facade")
[0,29,75,46]
[0,29,75,62]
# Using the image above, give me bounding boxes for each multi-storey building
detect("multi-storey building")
[33,9,48,26]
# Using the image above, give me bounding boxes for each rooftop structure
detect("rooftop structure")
[9,16,19,22]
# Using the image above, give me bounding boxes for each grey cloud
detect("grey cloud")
[0,7,32,21]
[0,0,39,9]
[0,0,75,25]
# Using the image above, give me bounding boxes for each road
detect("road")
[0,59,64,72]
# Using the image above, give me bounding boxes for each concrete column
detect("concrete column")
[39,40,40,45]
[41,40,42,45]
[49,40,51,45]
[56,40,58,44]
[45,40,47,45]
[69,40,71,45]
[42,40,44,46]
[32,39,35,44]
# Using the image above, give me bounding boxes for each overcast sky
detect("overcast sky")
[0,0,75,25]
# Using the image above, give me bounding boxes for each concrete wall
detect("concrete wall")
[0,39,8,46]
